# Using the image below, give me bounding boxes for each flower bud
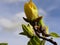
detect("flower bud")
[22,24,35,37]
[24,0,38,21]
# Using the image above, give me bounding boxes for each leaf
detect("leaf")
[28,40,33,45]
[28,36,41,45]
[33,36,41,43]
[31,38,38,45]
[40,40,45,45]
[50,32,60,38]
[19,32,26,35]
[20,32,32,38]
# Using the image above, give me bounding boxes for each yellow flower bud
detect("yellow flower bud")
[24,0,38,21]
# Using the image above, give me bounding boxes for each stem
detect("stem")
[33,26,57,45]
[34,23,57,45]
[36,32,57,45]
[23,17,57,45]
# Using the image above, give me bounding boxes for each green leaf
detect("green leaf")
[50,32,60,38]
[20,32,26,35]
[40,40,45,45]
[28,40,33,45]
[20,32,32,38]
[28,36,41,45]
[33,36,41,43]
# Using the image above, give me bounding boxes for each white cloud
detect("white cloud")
[0,18,14,28]
[0,18,17,32]
[0,12,26,32]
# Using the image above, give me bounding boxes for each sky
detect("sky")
[0,0,60,45]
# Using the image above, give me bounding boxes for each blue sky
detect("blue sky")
[0,0,60,45]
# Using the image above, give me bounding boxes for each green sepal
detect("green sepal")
[37,16,44,26]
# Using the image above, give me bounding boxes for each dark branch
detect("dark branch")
[34,24,57,45]
[38,35,57,45]
[33,25,57,45]
[23,17,57,45]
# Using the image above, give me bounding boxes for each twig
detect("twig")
[35,31,57,45]
[34,23,57,45]
[23,17,57,45]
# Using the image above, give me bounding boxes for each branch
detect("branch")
[34,24,57,45]
[23,17,57,45]
[36,31,57,45]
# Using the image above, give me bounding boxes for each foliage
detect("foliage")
[50,32,60,38]
[0,43,8,45]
